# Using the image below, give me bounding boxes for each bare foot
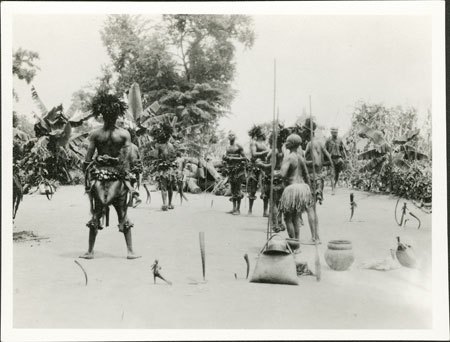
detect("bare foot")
[79,252,94,259]
[168,204,174,210]
[127,252,141,260]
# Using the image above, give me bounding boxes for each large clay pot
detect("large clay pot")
[324,240,354,271]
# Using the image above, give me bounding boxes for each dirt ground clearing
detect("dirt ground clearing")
[13,185,432,329]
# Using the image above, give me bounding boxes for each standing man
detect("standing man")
[223,131,248,215]
[247,125,269,215]
[325,127,347,194]
[256,125,290,231]
[150,123,179,211]
[300,118,335,243]
[278,134,315,250]
[81,91,140,259]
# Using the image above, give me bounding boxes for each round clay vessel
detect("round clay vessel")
[324,240,354,271]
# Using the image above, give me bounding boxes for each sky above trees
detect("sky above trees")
[12,13,431,144]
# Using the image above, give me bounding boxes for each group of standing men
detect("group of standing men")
[222,119,347,248]
[79,91,347,258]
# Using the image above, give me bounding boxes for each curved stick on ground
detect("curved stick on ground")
[74,260,88,286]
[409,212,421,230]
[244,254,250,279]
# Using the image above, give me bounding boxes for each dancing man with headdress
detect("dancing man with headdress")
[149,122,182,211]
[247,125,269,215]
[81,91,140,259]
[222,131,248,215]
[325,127,347,194]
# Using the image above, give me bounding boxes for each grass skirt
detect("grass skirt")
[279,183,313,214]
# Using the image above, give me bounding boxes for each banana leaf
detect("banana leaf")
[358,148,385,160]
[392,129,420,144]
[31,85,48,116]
[69,110,96,127]
[13,127,30,142]
[359,156,385,172]
[128,82,143,122]
[357,123,390,153]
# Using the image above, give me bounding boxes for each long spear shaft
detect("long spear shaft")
[267,59,277,241]
[309,95,321,281]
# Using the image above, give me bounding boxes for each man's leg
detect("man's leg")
[284,212,295,239]
[160,178,168,211]
[293,212,302,240]
[306,206,320,242]
[113,199,141,259]
[248,178,257,215]
[228,179,237,213]
[334,160,342,188]
[123,228,141,259]
[263,198,269,217]
[167,180,174,209]
[235,198,241,215]
[161,190,168,210]
[79,226,98,259]
[232,178,242,215]
[80,197,102,259]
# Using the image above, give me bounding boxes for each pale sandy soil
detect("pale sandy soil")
[13,185,432,329]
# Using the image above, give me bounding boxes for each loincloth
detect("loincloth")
[89,156,135,182]
[332,156,345,172]
[223,161,246,182]
[279,183,313,214]
[261,173,284,201]
[246,162,261,182]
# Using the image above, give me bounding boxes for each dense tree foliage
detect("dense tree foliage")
[342,102,432,203]
[98,14,255,157]
[13,48,40,102]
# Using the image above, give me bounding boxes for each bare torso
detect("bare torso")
[281,152,309,186]
[305,140,331,174]
[86,125,131,162]
[250,140,269,161]
[226,143,245,164]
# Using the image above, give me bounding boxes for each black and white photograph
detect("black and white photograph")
[1,1,448,341]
